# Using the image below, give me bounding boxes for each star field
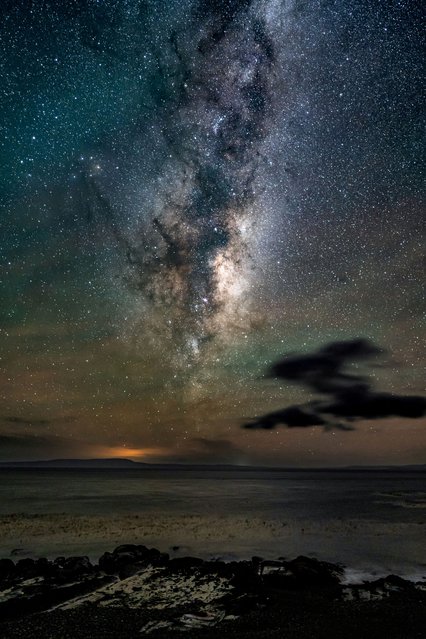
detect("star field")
[0,0,424,465]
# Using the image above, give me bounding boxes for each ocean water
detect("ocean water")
[1,469,425,581]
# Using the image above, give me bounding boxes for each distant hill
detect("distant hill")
[0,459,424,471]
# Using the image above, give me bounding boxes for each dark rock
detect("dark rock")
[168,557,205,572]
[0,574,114,622]
[53,557,66,568]
[117,553,169,579]
[229,561,260,592]
[344,575,420,603]
[286,555,343,588]
[262,570,294,590]
[15,558,38,580]
[118,563,144,579]
[198,561,227,577]
[369,574,416,593]
[0,558,15,582]
[15,557,51,580]
[34,558,51,577]
[154,552,170,568]
[53,556,93,581]
[98,551,115,573]
[258,559,286,576]
[113,545,162,563]
[113,544,148,556]
[99,545,165,575]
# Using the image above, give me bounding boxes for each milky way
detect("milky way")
[81,0,280,363]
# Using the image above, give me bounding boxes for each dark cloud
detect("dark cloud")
[244,339,426,431]
[244,406,326,429]
[269,338,382,395]
[320,391,426,421]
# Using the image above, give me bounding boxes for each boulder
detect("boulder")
[34,557,51,577]
[285,556,343,588]
[99,545,165,575]
[53,556,66,568]
[229,561,260,592]
[98,551,115,574]
[198,561,228,577]
[0,558,15,582]
[369,574,416,594]
[15,558,50,580]
[53,556,93,581]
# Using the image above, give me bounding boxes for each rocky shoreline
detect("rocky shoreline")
[1,545,425,638]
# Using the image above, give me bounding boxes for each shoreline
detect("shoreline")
[1,511,425,584]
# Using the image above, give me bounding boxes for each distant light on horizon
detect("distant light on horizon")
[97,446,167,460]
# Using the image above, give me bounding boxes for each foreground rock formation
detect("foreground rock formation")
[0,545,425,637]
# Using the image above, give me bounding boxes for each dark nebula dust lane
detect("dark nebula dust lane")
[81,0,279,361]
[0,0,424,464]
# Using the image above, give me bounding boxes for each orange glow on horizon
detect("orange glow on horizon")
[96,445,167,460]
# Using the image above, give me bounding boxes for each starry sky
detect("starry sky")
[0,0,424,466]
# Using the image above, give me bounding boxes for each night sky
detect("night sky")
[0,0,424,466]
